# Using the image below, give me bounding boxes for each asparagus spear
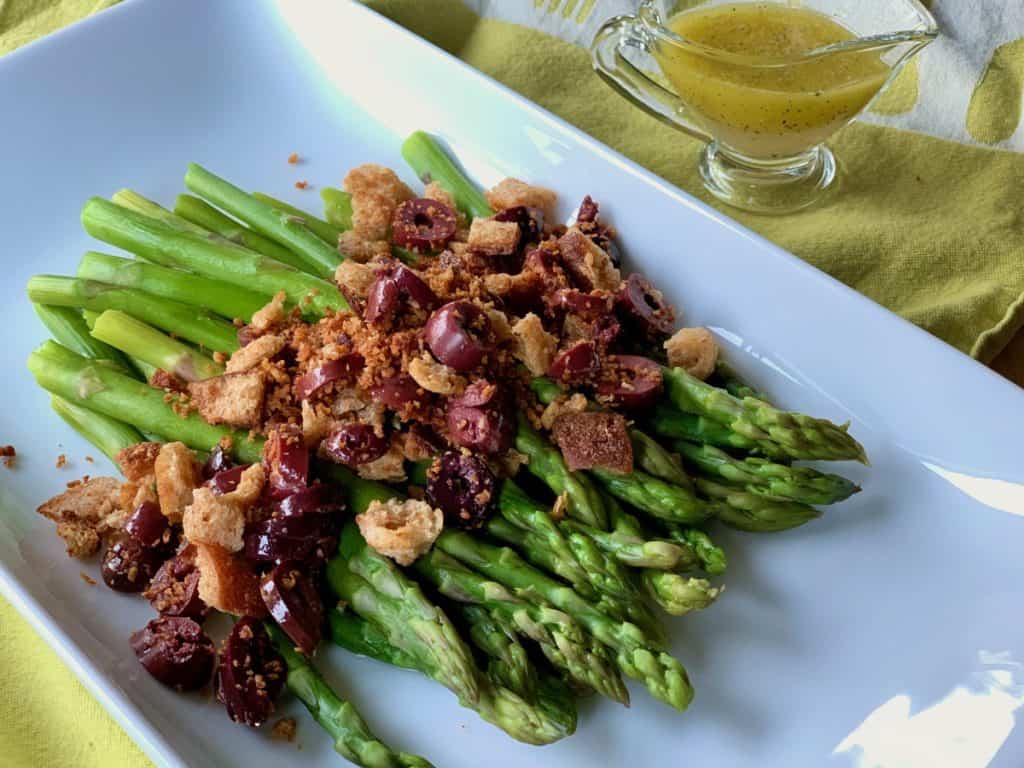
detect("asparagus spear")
[27,275,239,354]
[646,401,778,456]
[173,194,307,269]
[434,531,693,711]
[590,466,710,525]
[400,131,494,220]
[90,310,223,382]
[514,415,607,530]
[675,441,859,506]
[184,164,341,278]
[321,187,354,230]
[252,191,344,246]
[32,303,134,374]
[27,341,263,463]
[50,396,143,465]
[110,189,210,236]
[663,366,868,464]
[713,359,768,401]
[664,526,728,575]
[641,572,722,616]
[696,477,822,533]
[328,610,420,671]
[266,623,434,768]
[413,549,629,706]
[77,251,270,322]
[80,197,345,318]
[560,518,691,571]
[461,605,537,702]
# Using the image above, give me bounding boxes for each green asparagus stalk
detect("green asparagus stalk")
[696,477,822,533]
[461,605,537,702]
[646,401,780,455]
[321,187,354,230]
[413,548,629,706]
[266,623,434,768]
[664,526,728,575]
[663,366,868,464]
[50,396,144,464]
[173,194,308,269]
[184,164,341,278]
[252,191,344,246]
[27,275,239,354]
[713,360,768,401]
[675,441,859,505]
[110,189,210,236]
[80,197,345,318]
[328,610,420,671]
[90,310,223,382]
[33,303,135,375]
[401,131,494,220]
[560,518,691,571]
[514,415,607,530]
[77,251,270,322]
[433,531,693,711]
[590,466,710,525]
[642,572,722,616]
[27,341,263,463]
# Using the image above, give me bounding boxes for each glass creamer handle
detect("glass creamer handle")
[590,15,711,143]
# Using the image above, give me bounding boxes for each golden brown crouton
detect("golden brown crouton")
[355,497,443,566]
[408,352,464,396]
[189,371,266,429]
[56,519,101,558]
[226,334,285,374]
[37,476,122,558]
[557,229,621,292]
[552,411,634,474]
[338,231,391,264]
[154,442,199,523]
[485,308,514,342]
[334,259,378,299]
[356,439,407,482]
[301,400,333,447]
[115,442,162,482]
[512,313,558,376]
[119,478,158,517]
[486,177,557,223]
[251,291,287,331]
[467,218,520,256]
[183,487,246,552]
[343,164,414,241]
[194,543,267,617]
[664,327,718,381]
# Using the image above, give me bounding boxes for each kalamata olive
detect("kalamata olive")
[260,563,323,655]
[617,273,675,336]
[130,616,215,691]
[426,451,497,530]
[446,380,514,454]
[548,340,600,385]
[576,195,600,224]
[264,428,309,500]
[365,263,438,325]
[202,445,234,480]
[217,617,286,728]
[424,301,492,372]
[548,288,611,319]
[243,514,338,565]
[294,355,364,401]
[101,536,162,593]
[371,374,425,410]
[524,248,568,294]
[392,198,458,251]
[494,205,544,245]
[205,464,250,495]
[125,500,173,552]
[277,485,341,518]
[322,423,389,467]
[596,355,664,410]
[145,546,207,619]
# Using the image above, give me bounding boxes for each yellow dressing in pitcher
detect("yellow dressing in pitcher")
[654,3,891,158]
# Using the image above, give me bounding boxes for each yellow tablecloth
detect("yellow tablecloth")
[3,1,1023,766]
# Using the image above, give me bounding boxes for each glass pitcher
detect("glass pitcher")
[591,1,938,213]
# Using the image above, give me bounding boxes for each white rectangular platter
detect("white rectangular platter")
[1,1,1023,766]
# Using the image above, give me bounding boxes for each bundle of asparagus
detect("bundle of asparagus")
[24,130,866,766]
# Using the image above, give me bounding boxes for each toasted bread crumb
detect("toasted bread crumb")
[55,454,67,469]
[356,497,443,566]
[272,717,297,741]
[288,153,300,165]
[1,445,15,469]
[79,571,96,586]
[664,327,718,381]
[295,180,309,190]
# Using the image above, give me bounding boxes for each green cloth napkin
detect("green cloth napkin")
[2,1,1023,766]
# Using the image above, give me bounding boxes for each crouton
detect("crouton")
[355,497,443,566]
[251,291,287,332]
[467,218,521,256]
[189,371,266,428]
[486,178,557,223]
[301,399,333,447]
[183,487,245,552]
[512,313,558,376]
[154,442,199,522]
[664,327,718,381]
[56,519,101,558]
[194,543,267,617]
[552,411,634,474]
[338,231,391,264]
[356,439,407,482]
[408,352,464,396]
[343,164,414,240]
[119,478,158,516]
[557,229,621,292]
[226,334,285,374]
[485,308,513,342]
[116,442,162,481]
[540,393,589,430]
[334,258,378,299]
[37,476,122,558]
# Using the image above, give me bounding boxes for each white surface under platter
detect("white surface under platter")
[1,1,1022,766]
